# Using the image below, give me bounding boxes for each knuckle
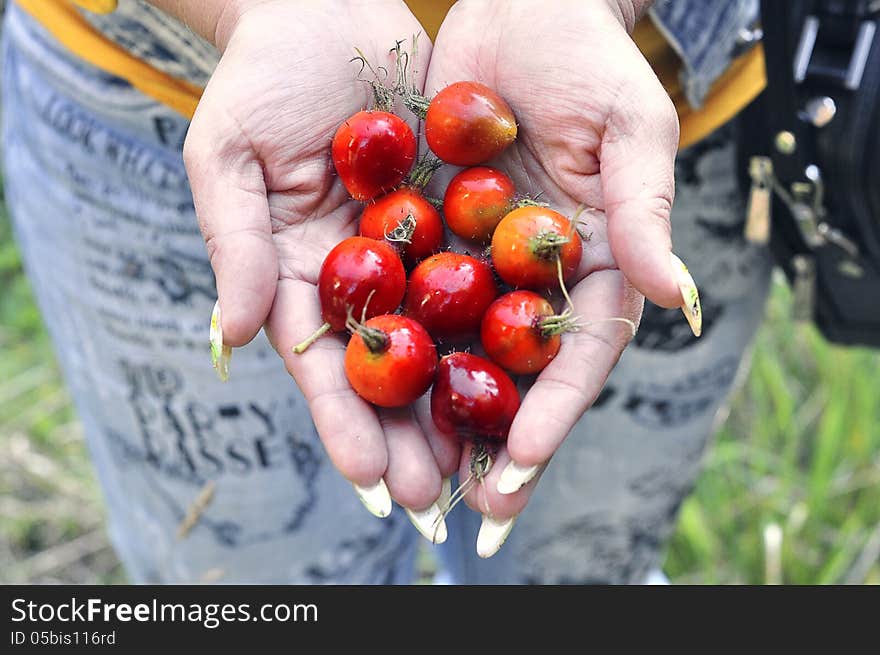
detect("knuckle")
[608,74,680,149]
[649,88,679,132]
[641,190,675,223]
[393,476,440,511]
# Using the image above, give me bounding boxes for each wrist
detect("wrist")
[145,0,268,51]
[212,0,401,52]
[608,0,654,32]
[213,0,272,52]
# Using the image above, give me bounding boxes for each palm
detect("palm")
[424,0,675,517]
[186,1,454,519]
[187,0,683,546]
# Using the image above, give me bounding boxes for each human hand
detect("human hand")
[185,0,455,540]
[422,0,701,556]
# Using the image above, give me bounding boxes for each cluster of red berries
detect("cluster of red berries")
[294,58,588,449]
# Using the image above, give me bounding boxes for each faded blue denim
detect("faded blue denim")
[651,0,761,107]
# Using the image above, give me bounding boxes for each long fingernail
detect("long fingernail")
[438,477,452,509]
[497,461,541,495]
[477,514,517,558]
[670,253,702,337]
[209,300,232,382]
[353,479,392,518]
[405,502,448,544]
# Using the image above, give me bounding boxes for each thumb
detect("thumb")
[184,110,278,349]
[601,80,702,337]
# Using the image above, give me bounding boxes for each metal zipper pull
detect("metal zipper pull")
[745,156,774,245]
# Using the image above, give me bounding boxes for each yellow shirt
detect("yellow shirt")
[14,0,766,149]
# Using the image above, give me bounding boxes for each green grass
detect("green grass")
[663,278,880,584]
[0,184,878,584]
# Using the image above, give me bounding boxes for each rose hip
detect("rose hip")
[359,187,444,267]
[491,205,583,290]
[344,314,438,408]
[425,81,517,166]
[332,110,417,201]
[431,352,520,442]
[481,290,583,375]
[443,167,516,243]
[293,236,406,353]
[404,252,498,342]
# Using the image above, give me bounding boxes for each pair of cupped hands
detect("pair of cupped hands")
[187,0,697,556]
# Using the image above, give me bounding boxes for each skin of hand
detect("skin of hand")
[421,0,693,552]
[182,0,458,533]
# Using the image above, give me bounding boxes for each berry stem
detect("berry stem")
[549,255,637,339]
[402,93,431,119]
[351,47,395,112]
[556,255,576,315]
[580,317,638,339]
[535,256,582,338]
[424,196,444,211]
[513,194,549,209]
[344,295,389,354]
[358,326,390,353]
[385,213,416,245]
[292,322,331,354]
[406,153,443,189]
[345,313,389,354]
[567,203,600,244]
[390,35,432,119]
[538,310,580,337]
[433,440,494,542]
[531,231,570,261]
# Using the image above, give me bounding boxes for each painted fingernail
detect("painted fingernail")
[476,514,517,558]
[670,253,702,337]
[353,479,392,518]
[497,461,541,495]
[405,502,448,544]
[210,300,232,382]
[438,477,452,509]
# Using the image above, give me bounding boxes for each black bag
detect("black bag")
[737,0,880,346]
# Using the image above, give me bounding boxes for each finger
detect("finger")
[184,100,277,347]
[505,269,642,467]
[379,406,441,508]
[378,406,448,543]
[413,393,462,479]
[600,64,684,311]
[264,277,388,491]
[459,445,527,519]
[457,443,539,558]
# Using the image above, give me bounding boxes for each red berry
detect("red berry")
[482,291,571,374]
[344,315,438,408]
[332,110,417,201]
[425,82,517,166]
[431,352,520,442]
[404,252,498,342]
[318,236,406,332]
[359,187,444,267]
[491,206,582,289]
[443,167,515,243]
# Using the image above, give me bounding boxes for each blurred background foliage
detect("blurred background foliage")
[0,182,878,584]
